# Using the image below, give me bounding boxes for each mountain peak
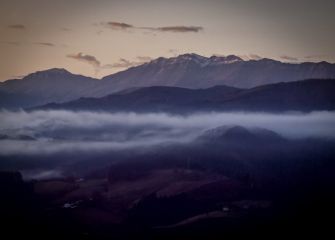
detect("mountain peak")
[225,55,243,62]
[25,68,71,79]
[150,53,244,67]
[172,53,208,64]
[209,55,244,64]
[35,68,70,75]
[45,68,70,73]
[178,53,206,59]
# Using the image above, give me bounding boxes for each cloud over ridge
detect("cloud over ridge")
[0,110,334,155]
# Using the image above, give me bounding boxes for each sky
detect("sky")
[0,0,335,81]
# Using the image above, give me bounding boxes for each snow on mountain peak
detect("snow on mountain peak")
[209,55,244,65]
[170,53,208,65]
[150,53,244,67]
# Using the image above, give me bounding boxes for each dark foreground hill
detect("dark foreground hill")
[1,126,334,238]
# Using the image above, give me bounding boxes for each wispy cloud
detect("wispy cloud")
[103,56,152,69]
[103,58,132,68]
[1,41,21,46]
[249,54,262,60]
[136,56,152,62]
[61,27,72,32]
[154,26,203,33]
[2,41,60,48]
[67,52,101,69]
[168,49,180,57]
[102,21,134,30]
[8,24,25,30]
[33,42,55,47]
[304,55,330,62]
[67,52,152,75]
[238,54,263,60]
[280,55,299,62]
[100,21,203,33]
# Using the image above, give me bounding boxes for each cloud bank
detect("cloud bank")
[0,110,334,155]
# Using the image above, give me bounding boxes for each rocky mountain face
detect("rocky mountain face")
[96,53,335,96]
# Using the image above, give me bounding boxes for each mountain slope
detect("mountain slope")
[221,78,335,111]
[94,54,335,96]
[37,79,335,113]
[38,85,242,112]
[0,68,98,109]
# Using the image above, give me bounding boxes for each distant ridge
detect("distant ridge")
[1,53,335,109]
[36,79,335,113]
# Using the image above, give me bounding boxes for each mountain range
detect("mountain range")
[98,54,335,91]
[1,53,335,109]
[38,79,335,113]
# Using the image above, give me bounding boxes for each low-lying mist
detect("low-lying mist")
[0,110,334,155]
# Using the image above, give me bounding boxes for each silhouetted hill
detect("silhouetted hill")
[37,79,335,113]
[0,68,98,109]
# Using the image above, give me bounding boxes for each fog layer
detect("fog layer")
[0,110,334,155]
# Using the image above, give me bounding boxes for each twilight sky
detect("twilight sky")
[0,0,334,80]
